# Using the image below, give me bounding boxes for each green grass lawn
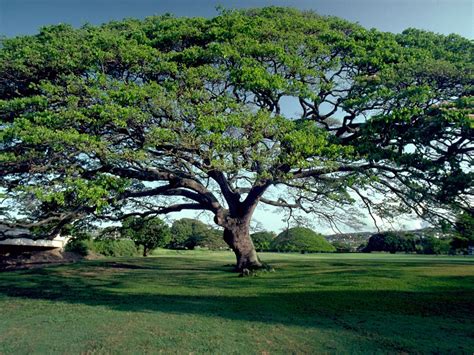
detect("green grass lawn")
[0,251,473,354]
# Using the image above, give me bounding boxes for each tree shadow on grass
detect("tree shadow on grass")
[0,261,472,317]
[0,258,473,353]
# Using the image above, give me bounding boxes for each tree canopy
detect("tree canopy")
[363,232,416,254]
[169,218,226,250]
[122,216,171,256]
[0,7,472,270]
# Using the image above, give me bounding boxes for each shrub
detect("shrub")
[65,239,89,256]
[89,239,137,257]
[271,227,335,253]
[250,231,276,251]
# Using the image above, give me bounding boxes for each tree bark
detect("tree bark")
[223,218,262,272]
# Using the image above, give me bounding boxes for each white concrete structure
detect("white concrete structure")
[0,235,71,249]
[0,225,71,250]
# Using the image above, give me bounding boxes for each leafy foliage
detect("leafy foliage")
[0,7,472,253]
[418,236,451,255]
[122,217,171,256]
[451,211,474,252]
[363,232,417,254]
[250,231,276,251]
[87,239,138,257]
[169,218,209,249]
[196,228,228,250]
[64,239,89,256]
[331,241,354,253]
[271,227,335,253]
[169,218,226,250]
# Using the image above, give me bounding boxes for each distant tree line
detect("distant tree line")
[362,211,473,255]
[66,211,473,257]
[362,232,452,254]
[66,220,337,256]
[66,217,228,257]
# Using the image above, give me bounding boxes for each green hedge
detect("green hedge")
[64,239,89,256]
[88,239,137,257]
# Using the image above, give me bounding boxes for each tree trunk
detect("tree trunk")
[143,246,148,257]
[223,219,262,272]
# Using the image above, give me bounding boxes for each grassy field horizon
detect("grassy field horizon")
[1,251,473,353]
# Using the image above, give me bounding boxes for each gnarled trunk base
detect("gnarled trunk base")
[223,222,262,273]
[235,246,262,272]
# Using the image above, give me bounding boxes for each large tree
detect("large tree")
[1,8,472,271]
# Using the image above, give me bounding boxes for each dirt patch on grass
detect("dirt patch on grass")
[0,249,101,271]
[62,267,127,278]
[56,262,144,278]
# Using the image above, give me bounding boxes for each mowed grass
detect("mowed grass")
[0,252,473,354]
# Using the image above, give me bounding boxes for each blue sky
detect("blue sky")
[0,0,470,233]
[1,0,472,38]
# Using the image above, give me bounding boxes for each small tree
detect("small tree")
[122,217,171,256]
[451,211,474,253]
[250,231,276,252]
[169,218,209,250]
[198,228,228,250]
[169,218,226,250]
